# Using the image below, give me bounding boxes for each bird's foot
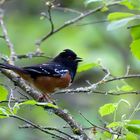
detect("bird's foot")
[38,94,56,105]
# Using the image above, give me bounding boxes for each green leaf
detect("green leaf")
[19,100,37,106]
[107,12,134,21]
[121,0,140,10]
[126,125,140,135]
[121,0,134,10]
[107,15,140,30]
[130,39,140,60]
[107,17,134,30]
[130,24,140,40]
[36,102,58,109]
[77,62,98,72]
[103,131,112,139]
[129,24,140,60]
[126,120,140,135]
[0,107,9,118]
[120,85,133,92]
[126,132,138,140]
[107,121,122,128]
[99,103,117,117]
[19,100,58,109]
[127,120,140,125]
[0,85,8,101]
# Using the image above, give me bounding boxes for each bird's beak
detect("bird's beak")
[76,57,83,62]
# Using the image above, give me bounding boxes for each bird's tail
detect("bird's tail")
[0,63,24,73]
[0,63,31,81]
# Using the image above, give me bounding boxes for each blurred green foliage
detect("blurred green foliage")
[0,0,140,140]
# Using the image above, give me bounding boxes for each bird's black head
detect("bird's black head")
[53,49,82,65]
[53,49,82,81]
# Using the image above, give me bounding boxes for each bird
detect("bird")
[0,49,82,102]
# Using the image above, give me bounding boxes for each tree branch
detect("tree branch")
[56,74,140,95]
[79,112,123,137]
[0,114,69,140]
[56,89,140,96]
[0,69,90,139]
[19,124,76,140]
[103,74,140,83]
[0,9,16,63]
[0,6,90,138]
[36,1,120,46]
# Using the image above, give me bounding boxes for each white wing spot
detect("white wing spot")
[41,68,50,74]
[28,68,42,74]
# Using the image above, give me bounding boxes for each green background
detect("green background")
[0,0,139,139]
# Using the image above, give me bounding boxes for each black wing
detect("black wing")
[23,63,68,79]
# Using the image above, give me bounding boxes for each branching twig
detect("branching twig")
[79,112,122,137]
[19,124,76,140]
[1,64,139,139]
[0,1,134,139]
[103,74,140,83]
[0,114,68,140]
[46,1,55,34]
[16,52,52,60]
[56,74,140,95]
[0,6,90,138]
[36,1,120,46]
[129,101,140,119]
[56,89,140,96]
[0,69,90,139]
[8,88,14,114]
[0,9,16,63]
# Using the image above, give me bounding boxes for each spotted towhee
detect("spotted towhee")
[0,49,82,101]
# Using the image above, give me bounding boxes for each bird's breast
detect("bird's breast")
[33,72,71,94]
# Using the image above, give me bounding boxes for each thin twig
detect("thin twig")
[47,3,54,34]
[0,99,26,104]
[56,74,140,95]
[56,89,140,95]
[129,101,140,119]
[104,74,140,83]
[125,65,130,76]
[8,88,14,114]
[76,19,108,26]
[36,1,120,46]
[79,112,122,136]
[16,52,52,60]
[17,91,30,100]
[0,114,68,140]
[53,7,83,15]
[0,9,16,63]
[19,124,76,140]
[0,69,90,139]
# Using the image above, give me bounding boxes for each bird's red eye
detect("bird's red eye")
[68,56,73,60]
